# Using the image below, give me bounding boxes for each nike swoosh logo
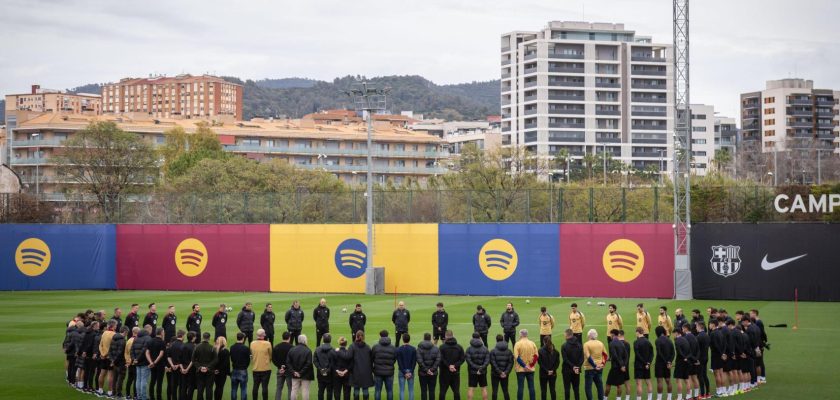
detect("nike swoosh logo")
[761,254,807,270]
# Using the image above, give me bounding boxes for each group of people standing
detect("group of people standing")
[60,299,769,400]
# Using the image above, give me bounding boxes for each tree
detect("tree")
[712,149,733,174]
[54,121,158,222]
[159,123,229,180]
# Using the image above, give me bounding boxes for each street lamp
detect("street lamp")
[345,82,388,295]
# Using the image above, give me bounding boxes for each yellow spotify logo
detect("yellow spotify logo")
[15,238,52,277]
[478,239,518,281]
[175,238,208,277]
[602,239,644,282]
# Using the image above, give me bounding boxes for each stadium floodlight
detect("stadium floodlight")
[345,82,389,295]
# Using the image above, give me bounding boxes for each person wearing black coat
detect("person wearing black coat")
[500,304,521,348]
[314,334,335,400]
[673,329,693,397]
[314,299,331,347]
[654,326,675,398]
[65,322,83,386]
[108,327,127,397]
[288,335,315,400]
[163,305,178,344]
[490,334,514,400]
[186,304,202,344]
[371,330,397,400]
[179,332,198,400]
[332,336,354,400]
[214,337,231,400]
[559,330,583,400]
[438,331,465,400]
[465,332,490,398]
[167,331,185,400]
[538,337,560,400]
[391,302,411,346]
[237,303,256,345]
[472,306,492,348]
[212,304,228,341]
[261,304,276,345]
[349,331,374,399]
[431,303,448,345]
[273,332,294,400]
[633,327,654,400]
[417,333,442,400]
[695,322,711,398]
[349,304,367,337]
[682,324,701,398]
[605,330,628,399]
[286,301,305,346]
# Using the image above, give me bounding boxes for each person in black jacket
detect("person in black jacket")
[749,309,767,384]
[65,321,82,387]
[349,331,374,399]
[618,330,632,398]
[466,332,490,399]
[314,299,331,347]
[559,329,582,400]
[125,304,140,333]
[538,337,560,400]
[143,303,159,332]
[237,302,256,345]
[431,303,449,345]
[214,336,230,400]
[633,327,653,400]
[371,330,397,400]
[314,334,335,400]
[332,336,353,400]
[500,303,521,349]
[708,319,728,397]
[605,330,627,400]
[193,332,218,400]
[288,334,315,400]
[490,334,514,400]
[743,317,760,388]
[694,321,711,399]
[108,326,128,398]
[163,305,178,344]
[212,304,228,341]
[230,333,251,400]
[682,324,700,399]
[180,331,197,400]
[725,320,741,395]
[417,333,442,400]
[187,304,203,344]
[273,331,294,400]
[439,330,466,400]
[673,328,693,400]
[654,326,674,399]
[167,330,185,400]
[349,304,367,337]
[392,302,411,346]
[473,306,492,348]
[261,303,276,346]
[286,300,305,346]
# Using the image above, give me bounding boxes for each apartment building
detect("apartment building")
[500,21,674,175]
[689,104,715,175]
[740,78,839,155]
[101,74,243,120]
[9,113,447,197]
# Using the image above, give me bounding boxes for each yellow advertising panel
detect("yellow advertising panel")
[270,224,438,294]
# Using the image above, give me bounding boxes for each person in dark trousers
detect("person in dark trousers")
[349,304,367,337]
[91,322,102,393]
[314,298,331,347]
[538,337,560,400]
[261,303,276,346]
[431,303,449,346]
[417,333,441,400]
[65,321,82,387]
[632,327,653,400]
[395,333,417,400]
[125,304,141,333]
[690,309,704,335]
[439,330,466,400]
[682,323,701,399]
[749,309,767,384]
[559,329,582,400]
[618,330,632,398]
[500,303,521,349]
[131,326,152,400]
[193,332,219,400]
[163,305,178,344]
[332,336,353,400]
[673,328,693,400]
[490,334,514,400]
[743,316,761,388]
[146,327,167,400]
[273,331,294,400]
[288,334,315,400]
[392,302,411,346]
[473,306,492,348]
[213,336,230,400]
[251,329,274,400]
[187,304,203,344]
[695,321,711,398]
[123,327,138,399]
[466,332,491,400]
[372,330,397,400]
[349,331,374,400]
[286,300,305,346]
[212,304,228,341]
[180,331,198,400]
[604,330,627,400]
[166,330,185,400]
[314,333,335,400]
[108,326,128,398]
[653,326,674,400]
[237,302,256,345]
[708,319,728,397]
[143,303,159,332]
[229,333,251,400]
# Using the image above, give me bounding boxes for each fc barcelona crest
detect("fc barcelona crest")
[711,245,741,277]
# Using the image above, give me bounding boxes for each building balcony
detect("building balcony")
[817,133,837,140]
[501,59,511,66]
[524,53,538,61]
[501,126,511,132]
[501,46,511,53]
[816,109,834,116]
[631,83,667,90]
[787,108,812,116]
[523,67,538,75]
[548,67,584,74]
[595,82,621,88]
[630,69,667,76]
[632,111,666,117]
[12,139,66,147]
[596,109,621,116]
[523,95,538,102]
[788,98,812,105]
[548,53,584,60]
[501,73,511,79]
[631,56,667,62]
[524,81,538,88]
[632,151,663,158]
[524,122,538,130]
[816,99,835,106]
[632,124,667,131]
[548,95,584,101]
[632,97,667,103]
[788,121,813,128]
[817,121,835,129]
[524,109,538,116]
[223,145,448,159]
[632,138,667,144]
[549,109,585,115]
[296,163,448,175]
[502,99,511,106]
[11,158,50,165]
[596,137,622,143]
[548,81,584,88]
[549,123,585,129]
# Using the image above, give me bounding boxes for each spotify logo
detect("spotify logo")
[334,238,367,279]
[478,239,518,281]
[602,239,645,283]
[175,238,208,277]
[15,238,51,277]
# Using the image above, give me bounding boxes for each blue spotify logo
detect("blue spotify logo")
[334,239,368,279]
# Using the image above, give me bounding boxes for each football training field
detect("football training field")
[0,291,835,400]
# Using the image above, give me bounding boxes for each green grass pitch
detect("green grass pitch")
[0,291,836,399]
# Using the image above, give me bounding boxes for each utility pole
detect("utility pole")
[673,0,692,299]
[773,149,777,186]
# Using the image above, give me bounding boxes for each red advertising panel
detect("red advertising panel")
[560,224,673,298]
[117,225,270,291]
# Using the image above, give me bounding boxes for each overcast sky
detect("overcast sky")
[1,0,838,118]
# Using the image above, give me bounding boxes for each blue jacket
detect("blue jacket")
[395,344,417,374]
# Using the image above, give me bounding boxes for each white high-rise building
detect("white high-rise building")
[500,21,674,177]
[689,104,716,176]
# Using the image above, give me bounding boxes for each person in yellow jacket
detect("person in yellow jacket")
[605,304,623,343]
[538,306,555,346]
[569,303,585,343]
[582,329,606,400]
[513,329,539,400]
[636,304,652,338]
[658,306,674,337]
[98,320,117,397]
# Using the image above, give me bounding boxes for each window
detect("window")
[692,126,706,132]
[240,138,260,146]
[764,108,775,115]
[692,139,707,144]
[764,119,775,125]
[764,97,775,104]
[764,130,775,137]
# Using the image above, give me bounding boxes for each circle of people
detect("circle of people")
[62,300,769,400]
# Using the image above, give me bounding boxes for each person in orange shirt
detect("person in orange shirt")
[582,329,605,400]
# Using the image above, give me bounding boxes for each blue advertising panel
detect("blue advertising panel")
[438,224,560,296]
[0,224,116,290]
